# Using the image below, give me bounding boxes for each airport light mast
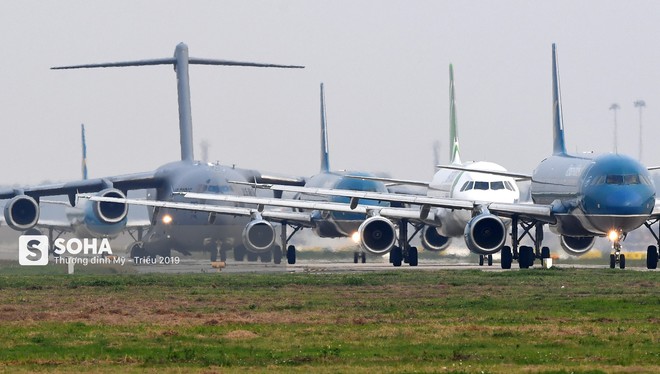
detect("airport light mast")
[609,103,620,153]
[634,100,646,161]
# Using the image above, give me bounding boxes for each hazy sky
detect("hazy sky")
[2,1,660,185]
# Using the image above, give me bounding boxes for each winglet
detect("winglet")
[81,124,88,180]
[319,83,330,172]
[53,43,304,163]
[552,44,567,155]
[449,64,461,164]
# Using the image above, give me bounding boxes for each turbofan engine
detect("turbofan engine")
[242,219,276,253]
[91,188,129,224]
[560,235,595,256]
[3,195,40,231]
[420,226,451,252]
[358,216,396,255]
[463,214,506,255]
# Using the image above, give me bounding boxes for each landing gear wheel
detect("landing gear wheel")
[501,246,512,269]
[647,246,658,269]
[408,246,418,267]
[210,249,218,262]
[272,246,282,264]
[479,255,484,266]
[541,246,550,259]
[353,252,359,264]
[487,254,493,266]
[360,252,366,264]
[129,242,146,264]
[247,251,258,262]
[234,245,245,262]
[519,246,533,269]
[286,245,296,265]
[260,250,272,263]
[619,254,626,269]
[220,250,227,262]
[610,254,616,269]
[391,246,402,267]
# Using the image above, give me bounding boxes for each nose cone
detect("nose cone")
[582,184,655,233]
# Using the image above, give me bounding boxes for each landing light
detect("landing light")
[607,230,619,242]
[351,232,360,243]
[162,214,173,225]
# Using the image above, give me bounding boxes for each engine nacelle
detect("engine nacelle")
[92,188,129,224]
[242,219,276,253]
[3,195,40,231]
[463,214,506,255]
[420,226,451,252]
[358,216,396,255]
[560,235,595,256]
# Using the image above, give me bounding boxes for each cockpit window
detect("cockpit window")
[591,174,646,185]
[504,181,515,191]
[460,181,470,192]
[474,181,489,190]
[490,181,505,190]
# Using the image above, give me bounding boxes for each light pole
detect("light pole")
[634,100,646,161]
[609,103,620,153]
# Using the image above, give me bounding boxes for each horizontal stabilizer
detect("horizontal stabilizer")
[346,175,430,188]
[52,58,304,70]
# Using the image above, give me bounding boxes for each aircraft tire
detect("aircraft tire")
[619,254,626,269]
[129,242,146,264]
[210,250,217,262]
[272,246,282,264]
[220,250,227,262]
[287,245,296,265]
[501,246,512,269]
[234,245,245,262]
[479,255,484,266]
[487,254,493,266]
[519,246,533,269]
[353,252,359,264]
[260,250,272,263]
[247,251,258,262]
[408,246,418,266]
[609,254,616,269]
[646,246,658,269]
[391,246,402,267]
[541,246,550,259]
[360,252,366,264]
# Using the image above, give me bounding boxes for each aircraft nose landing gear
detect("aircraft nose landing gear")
[608,230,626,269]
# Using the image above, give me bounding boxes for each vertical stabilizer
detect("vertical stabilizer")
[52,43,303,163]
[320,83,330,172]
[552,44,567,155]
[81,124,88,180]
[449,64,462,164]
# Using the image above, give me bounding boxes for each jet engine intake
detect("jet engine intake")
[92,189,129,224]
[242,219,276,253]
[560,235,595,256]
[358,216,396,255]
[420,226,450,252]
[464,213,506,255]
[3,195,40,231]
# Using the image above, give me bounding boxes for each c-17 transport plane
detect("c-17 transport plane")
[238,44,660,269]
[86,83,394,265]
[1,43,306,263]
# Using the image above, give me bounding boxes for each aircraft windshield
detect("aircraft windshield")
[459,180,515,192]
[590,174,651,186]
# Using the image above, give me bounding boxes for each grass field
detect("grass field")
[0,268,657,373]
